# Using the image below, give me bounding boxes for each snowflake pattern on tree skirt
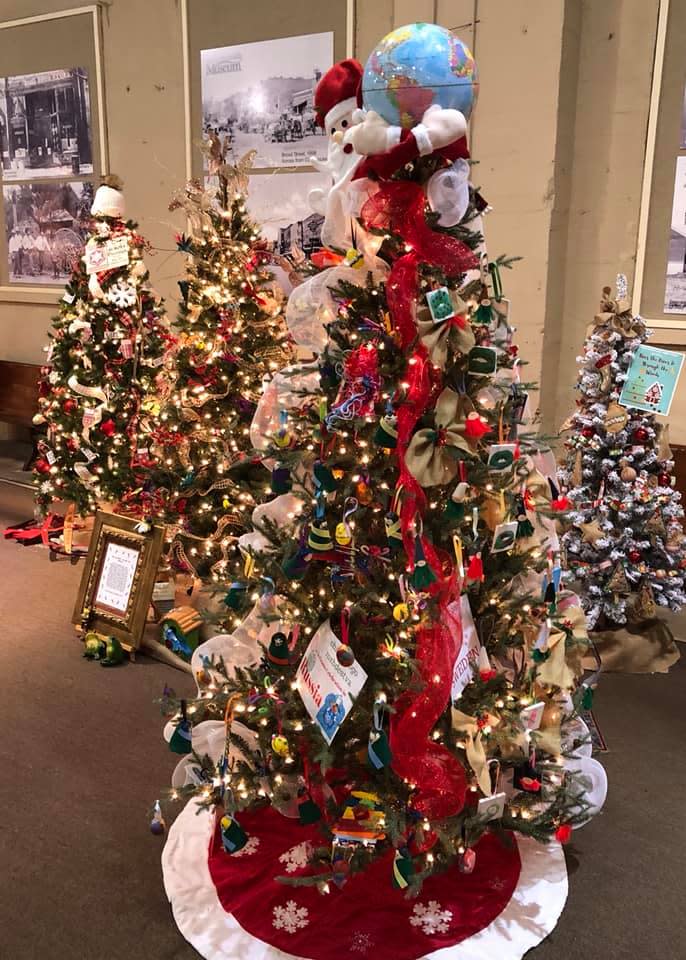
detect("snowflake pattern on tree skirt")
[232,835,260,858]
[272,900,310,934]
[278,841,311,874]
[410,900,454,935]
[350,932,375,954]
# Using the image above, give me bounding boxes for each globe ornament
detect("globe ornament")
[362,22,478,129]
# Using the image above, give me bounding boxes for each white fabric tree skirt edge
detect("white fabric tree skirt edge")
[162,799,568,960]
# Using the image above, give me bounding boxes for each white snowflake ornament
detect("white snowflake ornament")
[106,279,137,308]
[272,900,309,934]
[410,900,453,935]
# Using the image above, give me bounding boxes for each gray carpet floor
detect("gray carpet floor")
[1,481,684,960]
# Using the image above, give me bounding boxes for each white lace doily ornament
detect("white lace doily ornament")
[162,799,569,960]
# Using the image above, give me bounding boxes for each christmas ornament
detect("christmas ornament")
[459,847,477,874]
[336,644,355,667]
[632,426,649,444]
[106,279,137,308]
[150,800,166,836]
[555,824,572,844]
[271,463,291,494]
[579,520,604,545]
[267,631,292,666]
[409,535,437,591]
[634,582,656,619]
[392,847,414,889]
[63,398,77,414]
[308,518,334,552]
[619,459,637,482]
[645,512,667,539]
[374,411,398,449]
[271,734,290,757]
[628,548,641,563]
[99,418,116,438]
[607,563,630,595]
[604,402,629,434]
[361,23,478,127]
[297,787,322,826]
[368,700,392,770]
[169,706,193,754]
[220,814,248,854]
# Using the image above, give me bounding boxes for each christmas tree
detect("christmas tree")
[136,139,294,579]
[33,177,172,517]
[160,32,605,944]
[558,276,686,629]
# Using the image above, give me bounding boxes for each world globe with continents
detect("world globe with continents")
[362,22,478,130]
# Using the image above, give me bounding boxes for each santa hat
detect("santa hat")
[314,58,363,130]
[91,175,125,219]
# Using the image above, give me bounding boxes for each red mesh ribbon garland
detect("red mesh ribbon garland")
[361,180,478,350]
[363,184,472,818]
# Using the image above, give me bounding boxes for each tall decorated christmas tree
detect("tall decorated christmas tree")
[159,28,606,960]
[136,139,294,579]
[558,277,686,629]
[33,177,173,517]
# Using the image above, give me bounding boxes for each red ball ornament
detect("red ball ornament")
[632,427,649,444]
[175,498,188,515]
[99,418,116,437]
[555,824,573,844]
[63,398,77,414]
[628,548,641,563]
[34,458,51,475]
[658,472,671,486]
[581,427,594,439]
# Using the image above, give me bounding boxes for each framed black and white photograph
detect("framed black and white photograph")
[246,171,328,255]
[3,179,92,284]
[0,68,93,180]
[201,32,333,169]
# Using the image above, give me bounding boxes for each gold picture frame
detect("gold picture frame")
[72,511,165,656]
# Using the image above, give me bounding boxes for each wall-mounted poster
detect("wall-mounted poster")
[201,32,332,169]
[246,171,329,255]
[3,180,93,284]
[0,68,93,180]
[664,156,686,313]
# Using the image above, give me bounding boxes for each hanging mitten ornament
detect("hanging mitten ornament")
[223,581,249,611]
[374,407,398,449]
[313,459,338,493]
[267,630,293,666]
[409,532,437,592]
[515,496,534,538]
[271,463,292,495]
[221,813,248,854]
[297,786,322,826]
[392,847,415,889]
[368,700,393,770]
[169,702,193,755]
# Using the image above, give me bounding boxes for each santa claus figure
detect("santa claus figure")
[309,58,366,249]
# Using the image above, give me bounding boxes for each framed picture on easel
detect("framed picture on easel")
[72,511,165,656]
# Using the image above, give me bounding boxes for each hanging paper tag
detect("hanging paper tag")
[477,791,507,821]
[520,701,545,732]
[450,595,480,700]
[491,521,518,553]
[426,286,455,324]
[487,443,517,471]
[45,449,57,465]
[62,291,76,304]
[85,235,129,274]
[296,619,367,745]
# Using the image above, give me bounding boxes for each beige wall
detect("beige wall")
[0,0,669,441]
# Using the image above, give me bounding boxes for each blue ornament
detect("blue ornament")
[362,23,478,129]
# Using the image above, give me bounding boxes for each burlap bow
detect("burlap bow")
[451,707,497,796]
[416,296,475,369]
[406,388,473,487]
[592,288,642,339]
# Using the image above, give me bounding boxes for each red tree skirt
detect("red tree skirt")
[163,800,569,960]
